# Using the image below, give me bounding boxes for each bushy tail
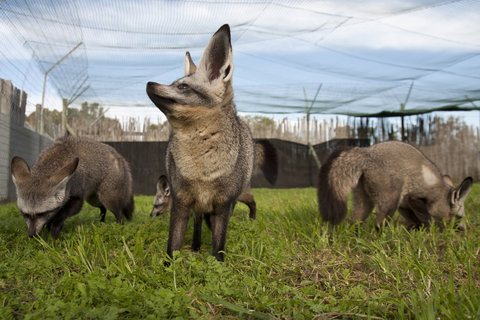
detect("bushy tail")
[121,155,134,221]
[254,139,278,185]
[123,195,134,221]
[317,146,364,225]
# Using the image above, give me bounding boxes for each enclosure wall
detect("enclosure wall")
[0,79,53,201]
[104,138,369,195]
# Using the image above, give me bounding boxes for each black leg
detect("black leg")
[210,202,234,262]
[247,200,256,220]
[166,204,190,259]
[192,213,203,252]
[49,198,84,238]
[99,206,107,222]
[204,213,211,230]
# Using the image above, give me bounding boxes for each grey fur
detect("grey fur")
[149,140,277,219]
[11,136,134,238]
[317,141,473,229]
[150,175,259,219]
[146,24,276,261]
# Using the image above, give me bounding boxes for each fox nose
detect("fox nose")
[146,82,159,94]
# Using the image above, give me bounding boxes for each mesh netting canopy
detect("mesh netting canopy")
[1,0,479,117]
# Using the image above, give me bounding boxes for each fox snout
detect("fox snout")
[146,81,158,91]
[26,219,45,238]
[150,201,168,217]
[146,82,175,113]
[150,205,169,217]
[27,229,38,238]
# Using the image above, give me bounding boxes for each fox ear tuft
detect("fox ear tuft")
[11,156,30,182]
[184,51,197,76]
[199,24,233,82]
[222,63,233,82]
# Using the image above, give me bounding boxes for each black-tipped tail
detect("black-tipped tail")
[255,140,278,185]
[123,195,134,221]
[317,147,354,225]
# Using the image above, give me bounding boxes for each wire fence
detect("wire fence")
[1,0,479,118]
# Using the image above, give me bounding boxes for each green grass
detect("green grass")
[1,187,479,319]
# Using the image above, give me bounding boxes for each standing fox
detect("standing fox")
[11,136,134,238]
[146,24,277,261]
[317,141,472,229]
[151,139,277,219]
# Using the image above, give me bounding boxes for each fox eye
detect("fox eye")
[21,212,33,219]
[177,83,189,90]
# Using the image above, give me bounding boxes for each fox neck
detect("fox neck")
[168,99,240,182]
[167,96,236,133]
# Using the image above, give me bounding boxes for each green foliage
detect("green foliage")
[243,115,276,131]
[26,101,122,135]
[0,188,479,319]
[26,108,63,127]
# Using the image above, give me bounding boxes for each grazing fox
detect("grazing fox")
[10,136,134,238]
[150,139,277,219]
[317,141,472,229]
[150,175,172,217]
[146,24,277,261]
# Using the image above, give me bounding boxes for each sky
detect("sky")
[0,0,479,125]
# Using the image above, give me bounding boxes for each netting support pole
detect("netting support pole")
[303,85,322,170]
[40,42,83,135]
[399,81,414,142]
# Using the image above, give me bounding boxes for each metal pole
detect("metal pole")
[399,81,414,142]
[39,41,83,135]
[60,83,90,136]
[40,73,48,134]
[303,85,322,169]
[62,98,67,135]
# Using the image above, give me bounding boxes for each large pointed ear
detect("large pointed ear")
[451,177,473,205]
[11,156,31,183]
[184,51,197,76]
[157,175,170,196]
[198,24,234,82]
[47,158,79,204]
[49,157,79,186]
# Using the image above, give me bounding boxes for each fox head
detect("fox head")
[444,177,473,230]
[150,175,171,217]
[411,176,473,230]
[10,156,79,237]
[146,24,234,127]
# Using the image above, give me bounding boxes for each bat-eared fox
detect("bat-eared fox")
[146,24,277,261]
[318,141,472,230]
[11,136,134,238]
